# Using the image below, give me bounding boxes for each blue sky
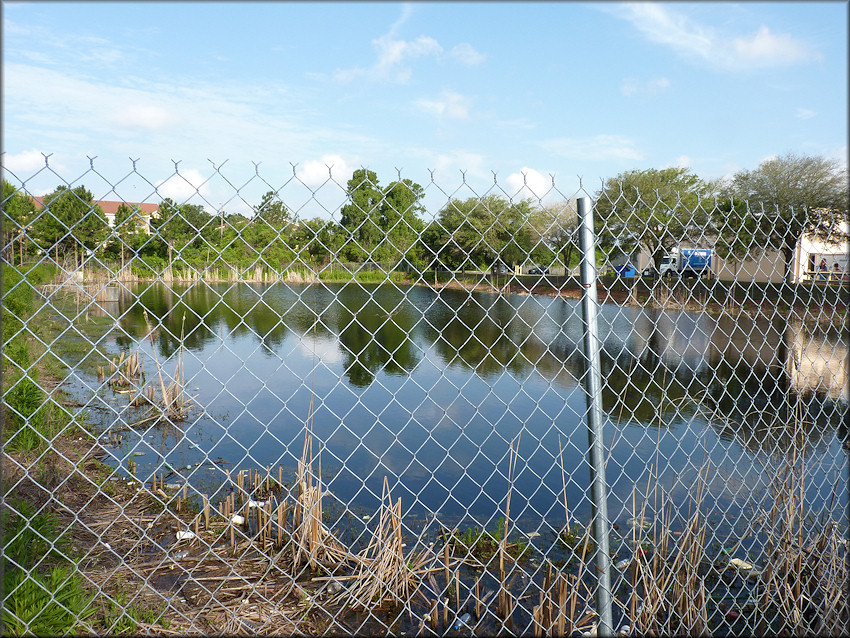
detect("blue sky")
[2,1,847,218]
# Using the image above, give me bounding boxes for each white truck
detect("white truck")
[656,248,714,279]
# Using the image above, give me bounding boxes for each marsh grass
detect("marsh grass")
[290,400,348,571]
[625,466,710,636]
[140,310,193,422]
[452,516,530,565]
[337,477,432,611]
[618,390,848,636]
[98,349,142,388]
[743,395,849,635]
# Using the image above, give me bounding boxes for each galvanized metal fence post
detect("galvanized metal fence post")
[577,196,614,635]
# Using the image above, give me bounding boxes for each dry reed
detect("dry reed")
[336,476,432,610]
[744,394,849,635]
[99,348,143,387]
[627,464,710,636]
[290,396,348,571]
[140,310,193,421]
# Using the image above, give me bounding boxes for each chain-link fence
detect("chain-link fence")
[2,159,848,635]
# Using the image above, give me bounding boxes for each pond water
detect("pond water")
[85,281,846,539]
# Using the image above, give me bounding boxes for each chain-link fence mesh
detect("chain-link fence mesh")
[2,159,848,635]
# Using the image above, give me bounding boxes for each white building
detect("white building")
[792,221,849,284]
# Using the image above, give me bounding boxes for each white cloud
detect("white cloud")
[505,168,553,201]
[731,25,814,68]
[110,104,177,131]
[620,78,639,97]
[429,152,486,181]
[668,155,692,170]
[336,34,442,83]
[1,63,350,176]
[541,135,643,162]
[334,5,483,83]
[449,43,486,66]
[374,34,443,82]
[621,76,670,97]
[795,107,816,120]
[616,3,819,71]
[1,149,50,173]
[296,155,355,187]
[155,168,213,202]
[415,91,471,119]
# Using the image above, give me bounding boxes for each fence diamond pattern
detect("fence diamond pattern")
[1,160,848,635]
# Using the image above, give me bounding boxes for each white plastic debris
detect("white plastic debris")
[581,622,598,637]
[729,557,762,579]
[527,531,541,538]
[452,612,472,631]
[246,499,267,508]
[614,558,631,571]
[618,624,631,636]
[231,514,245,525]
[627,516,651,531]
[175,530,197,541]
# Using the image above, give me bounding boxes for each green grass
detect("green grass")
[315,267,410,284]
[1,264,172,635]
[558,524,595,555]
[2,565,95,635]
[451,517,530,563]
[1,500,95,635]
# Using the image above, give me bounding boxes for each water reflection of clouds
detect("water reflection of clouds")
[296,334,344,365]
[119,283,845,527]
[652,310,713,373]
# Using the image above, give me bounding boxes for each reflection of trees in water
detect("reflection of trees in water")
[336,286,423,387]
[118,282,336,359]
[700,382,842,455]
[114,283,845,452]
[424,294,538,377]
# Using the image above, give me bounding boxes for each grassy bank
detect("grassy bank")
[1,264,174,634]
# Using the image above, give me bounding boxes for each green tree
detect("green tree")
[340,169,383,261]
[152,199,213,263]
[253,190,291,227]
[530,200,579,272]
[293,217,341,265]
[377,178,425,263]
[594,168,713,269]
[2,180,37,267]
[722,152,849,283]
[32,185,108,268]
[431,195,534,271]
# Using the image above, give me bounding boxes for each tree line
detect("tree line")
[2,153,847,281]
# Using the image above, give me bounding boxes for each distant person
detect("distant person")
[818,259,828,281]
